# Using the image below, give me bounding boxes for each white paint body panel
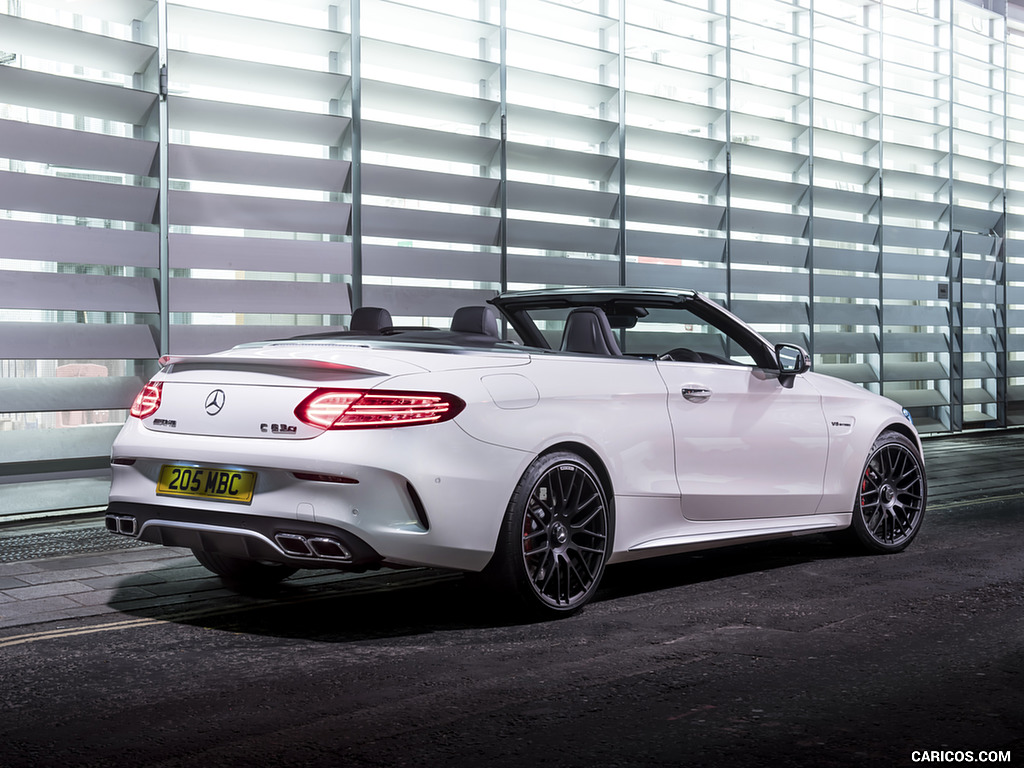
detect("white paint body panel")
[109,326,920,574]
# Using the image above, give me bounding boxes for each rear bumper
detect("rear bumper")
[107,418,534,573]
[106,501,385,570]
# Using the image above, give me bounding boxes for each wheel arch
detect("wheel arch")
[876,419,920,450]
[539,440,616,515]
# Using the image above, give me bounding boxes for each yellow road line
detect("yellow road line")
[0,616,165,649]
[0,570,457,648]
[928,492,1024,511]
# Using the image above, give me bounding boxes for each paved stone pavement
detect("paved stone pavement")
[1,430,1022,630]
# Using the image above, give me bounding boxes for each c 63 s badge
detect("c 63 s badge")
[261,422,297,435]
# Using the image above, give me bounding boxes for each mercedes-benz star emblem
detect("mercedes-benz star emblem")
[205,389,226,416]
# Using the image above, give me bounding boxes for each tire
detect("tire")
[487,451,612,616]
[848,430,927,554]
[192,549,297,588]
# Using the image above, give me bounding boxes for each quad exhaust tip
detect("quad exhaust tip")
[105,514,138,536]
[275,533,352,562]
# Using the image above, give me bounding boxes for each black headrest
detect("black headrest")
[560,306,622,356]
[451,306,500,338]
[349,306,392,333]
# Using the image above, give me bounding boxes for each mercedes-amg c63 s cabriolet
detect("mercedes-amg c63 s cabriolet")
[106,287,926,615]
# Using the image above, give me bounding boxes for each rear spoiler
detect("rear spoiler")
[158,354,386,379]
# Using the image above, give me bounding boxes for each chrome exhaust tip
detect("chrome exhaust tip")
[105,514,138,536]
[274,533,352,562]
[275,533,313,557]
[308,537,352,561]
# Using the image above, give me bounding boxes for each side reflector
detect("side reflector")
[295,389,465,430]
[129,382,163,419]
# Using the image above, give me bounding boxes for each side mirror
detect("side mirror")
[775,343,810,375]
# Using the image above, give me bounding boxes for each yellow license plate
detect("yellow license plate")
[157,465,256,504]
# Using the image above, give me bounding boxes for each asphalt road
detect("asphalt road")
[2,497,1022,768]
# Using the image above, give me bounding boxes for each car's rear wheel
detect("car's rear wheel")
[849,430,927,553]
[488,451,612,616]
[192,549,297,587]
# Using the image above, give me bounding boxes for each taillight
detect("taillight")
[295,389,465,430]
[130,381,163,419]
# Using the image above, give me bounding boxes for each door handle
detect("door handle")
[681,385,712,403]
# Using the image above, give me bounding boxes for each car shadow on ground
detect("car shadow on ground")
[105,533,857,643]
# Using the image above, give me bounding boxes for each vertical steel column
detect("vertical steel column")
[948,11,962,433]
[499,0,508,293]
[724,0,732,310]
[157,0,169,356]
[997,8,1010,428]
[350,0,363,310]
[618,0,626,286]
[806,1,815,364]
[877,6,886,399]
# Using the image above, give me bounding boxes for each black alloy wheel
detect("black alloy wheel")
[490,451,612,616]
[851,430,927,553]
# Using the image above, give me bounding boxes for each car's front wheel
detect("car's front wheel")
[849,430,927,553]
[487,451,612,617]
[192,549,297,588]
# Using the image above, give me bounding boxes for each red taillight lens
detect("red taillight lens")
[129,382,163,419]
[295,389,465,430]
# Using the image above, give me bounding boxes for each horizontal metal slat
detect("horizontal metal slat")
[0,220,158,269]
[0,170,159,223]
[506,254,619,286]
[0,375,145,413]
[168,233,351,274]
[168,4,350,55]
[0,118,158,177]
[730,208,808,239]
[730,268,809,296]
[169,50,350,102]
[506,218,619,254]
[814,332,879,354]
[168,324,345,355]
[507,142,619,181]
[626,196,726,230]
[625,158,725,196]
[813,302,879,326]
[0,270,158,313]
[364,165,500,207]
[362,244,500,282]
[362,120,499,166]
[168,190,351,235]
[362,206,500,246]
[882,304,949,326]
[0,424,122,467]
[0,66,157,125]
[731,299,809,325]
[0,13,155,75]
[730,240,809,268]
[509,181,617,219]
[168,96,350,146]
[813,217,879,245]
[626,230,727,262]
[169,145,350,191]
[361,285,497,319]
[625,261,728,295]
[168,277,351,315]
[813,247,879,274]
[0,323,158,360]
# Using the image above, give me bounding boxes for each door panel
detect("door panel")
[657,361,829,521]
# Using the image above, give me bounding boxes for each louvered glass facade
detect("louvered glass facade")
[2,0,1023,519]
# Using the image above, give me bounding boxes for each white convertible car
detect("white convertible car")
[106,287,926,615]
